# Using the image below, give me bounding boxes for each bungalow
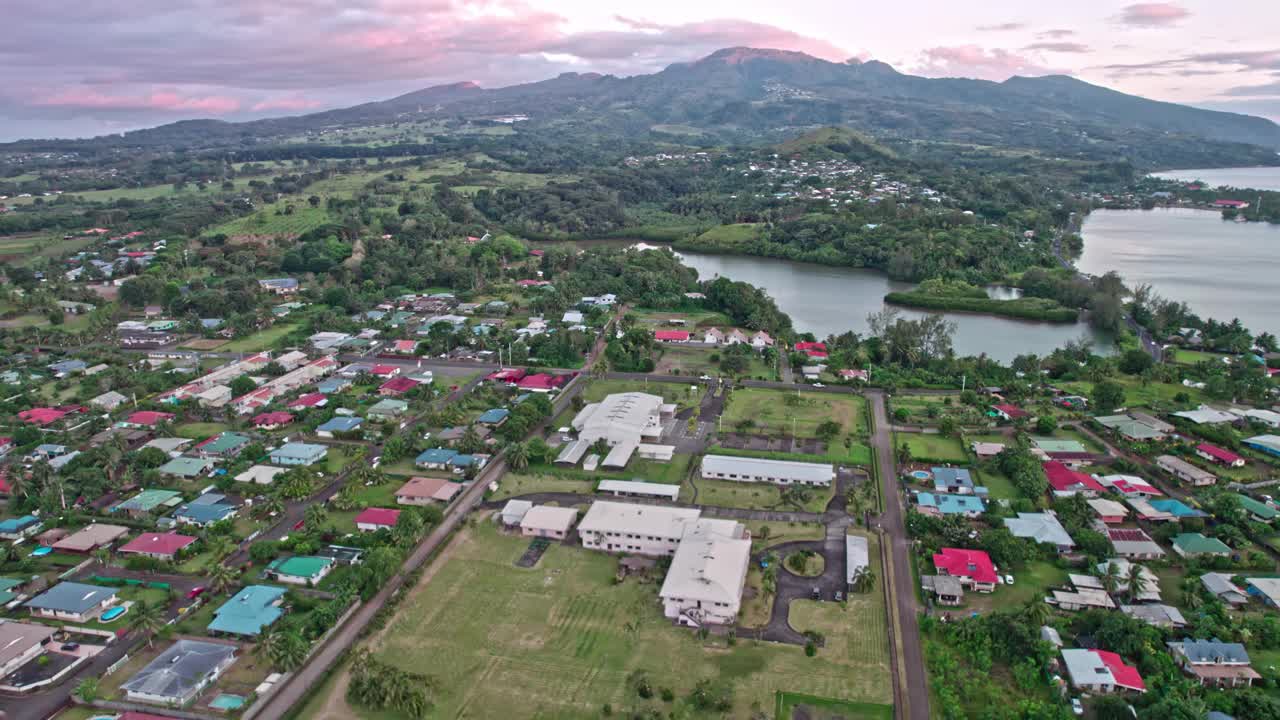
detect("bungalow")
[316,416,363,438]
[794,341,826,358]
[258,277,300,295]
[113,489,182,518]
[194,432,251,459]
[18,407,74,427]
[1196,443,1245,468]
[207,585,286,637]
[355,508,400,532]
[288,393,328,410]
[921,574,965,606]
[500,500,534,528]
[1044,461,1104,498]
[1235,493,1278,522]
[476,408,510,426]
[1172,533,1231,559]
[377,377,418,397]
[703,328,725,345]
[1107,528,1166,560]
[1202,573,1250,606]
[1088,498,1130,524]
[1061,649,1145,694]
[520,506,578,540]
[120,639,237,707]
[725,328,749,345]
[0,622,55,680]
[395,476,462,505]
[173,493,238,527]
[415,448,458,470]
[269,442,328,466]
[25,582,118,623]
[654,330,691,343]
[0,515,44,540]
[751,331,774,350]
[916,492,985,518]
[931,467,975,494]
[516,373,571,393]
[119,411,177,430]
[1095,474,1163,498]
[991,404,1030,422]
[1122,604,1187,629]
[1168,640,1261,688]
[90,390,128,410]
[1244,435,1280,458]
[158,456,213,479]
[562,310,584,325]
[1096,559,1161,601]
[316,377,352,395]
[488,368,527,384]
[932,548,998,593]
[47,359,87,378]
[235,465,286,485]
[251,412,294,430]
[118,532,198,561]
[267,556,334,586]
[1174,406,1241,426]
[367,398,409,420]
[1096,413,1170,442]
[51,524,129,553]
[0,437,12,456]
[1003,512,1075,551]
[448,453,487,473]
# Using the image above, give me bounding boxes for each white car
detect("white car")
[812,383,825,388]
[699,374,713,381]
[1004,574,1015,585]
[1071,698,1083,716]
[371,456,381,469]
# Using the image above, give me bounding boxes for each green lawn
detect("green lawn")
[1057,378,1205,410]
[326,522,891,719]
[776,692,894,720]
[207,202,332,238]
[743,520,827,551]
[693,223,764,247]
[221,321,302,352]
[581,378,702,411]
[895,432,968,463]
[175,422,231,440]
[652,344,776,380]
[961,561,1067,614]
[974,467,1018,500]
[723,388,868,438]
[682,477,833,514]
[1172,349,1231,365]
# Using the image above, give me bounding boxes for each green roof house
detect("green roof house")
[1172,533,1232,559]
[113,489,184,517]
[267,556,334,586]
[158,456,213,480]
[1235,494,1279,522]
[367,398,409,420]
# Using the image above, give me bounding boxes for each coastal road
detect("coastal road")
[868,390,930,720]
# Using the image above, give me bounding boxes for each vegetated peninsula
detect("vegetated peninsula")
[885,279,1079,323]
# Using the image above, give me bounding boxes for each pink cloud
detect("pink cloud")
[975,22,1025,32]
[250,96,324,112]
[913,46,1068,81]
[1038,29,1076,39]
[1024,42,1091,54]
[32,88,242,114]
[1117,3,1190,27]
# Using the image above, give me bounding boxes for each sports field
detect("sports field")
[323,522,892,719]
[722,388,868,437]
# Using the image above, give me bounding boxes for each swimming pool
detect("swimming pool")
[210,693,246,710]
[99,606,127,622]
[909,470,932,481]
[30,546,52,557]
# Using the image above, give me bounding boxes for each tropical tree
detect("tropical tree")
[130,601,167,648]
[1023,599,1052,627]
[265,629,309,671]
[255,495,285,519]
[304,503,329,531]
[1102,560,1123,596]
[852,566,876,593]
[506,441,529,471]
[207,562,238,596]
[75,677,100,702]
[1126,563,1150,603]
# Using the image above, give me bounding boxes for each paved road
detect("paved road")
[868,391,930,720]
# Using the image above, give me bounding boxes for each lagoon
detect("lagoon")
[1079,207,1280,335]
[1150,166,1280,192]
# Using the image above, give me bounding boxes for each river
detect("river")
[1150,166,1280,192]
[579,241,1111,361]
[1079,206,1280,335]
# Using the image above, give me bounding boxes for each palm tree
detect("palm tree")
[1101,561,1123,596]
[506,441,529,471]
[207,562,238,596]
[266,629,308,671]
[130,601,166,648]
[205,536,234,564]
[1023,600,1053,627]
[1126,563,1149,603]
[93,547,111,569]
[1182,577,1205,610]
[304,503,328,530]
[256,495,285,519]
[852,566,877,593]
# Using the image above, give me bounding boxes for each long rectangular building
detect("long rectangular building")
[700,454,834,487]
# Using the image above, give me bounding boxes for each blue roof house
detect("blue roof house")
[207,585,286,637]
[416,448,458,470]
[0,515,42,540]
[174,494,238,527]
[269,442,328,466]
[476,408,510,426]
[317,417,363,438]
[916,492,985,517]
[932,467,975,494]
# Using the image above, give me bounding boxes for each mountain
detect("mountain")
[7,47,1280,166]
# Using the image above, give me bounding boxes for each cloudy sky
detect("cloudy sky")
[3,0,1278,141]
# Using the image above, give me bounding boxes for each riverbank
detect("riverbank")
[883,291,1079,323]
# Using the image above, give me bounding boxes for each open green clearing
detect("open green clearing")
[959,561,1067,614]
[776,692,894,720]
[973,467,1018,500]
[581,378,703,411]
[895,432,968,463]
[220,320,303,352]
[1172,348,1231,365]
[491,472,595,501]
[1057,378,1205,410]
[174,422,232,440]
[681,477,833,514]
[653,344,776,380]
[337,522,891,719]
[723,388,868,437]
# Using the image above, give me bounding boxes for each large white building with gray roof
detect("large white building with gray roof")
[700,454,834,487]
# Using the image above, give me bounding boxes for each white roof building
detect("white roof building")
[596,480,680,501]
[658,515,752,626]
[500,500,534,527]
[572,392,665,445]
[700,455,834,487]
[1003,512,1075,549]
[846,535,870,588]
[1096,559,1161,601]
[235,465,286,485]
[90,390,128,410]
[1173,406,1241,425]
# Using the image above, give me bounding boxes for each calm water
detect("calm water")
[1079,207,1280,335]
[668,250,1111,361]
[1149,165,1280,192]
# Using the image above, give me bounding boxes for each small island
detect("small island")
[885,278,1079,323]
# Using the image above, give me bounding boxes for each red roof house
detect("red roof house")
[838,369,869,382]
[932,548,998,590]
[121,410,175,428]
[1095,650,1146,692]
[0,437,13,455]
[388,339,418,356]
[355,508,401,531]
[516,373,572,393]
[118,532,198,560]
[487,367,527,383]
[252,412,295,429]
[1212,199,1250,209]
[1195,443,1245,467]
[288,393,328,409]
[18,407,70,426]
[654,330,691,343]
[379,377,419,397]
[794,341,826,352]
[369,364,400,378]
[1044,461,1105,497]
[992,404,1030,421]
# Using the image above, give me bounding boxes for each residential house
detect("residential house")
[266,556,334,586]
[1095,474,1163,498]
[25,582,118,623]
[112,489,182,518]
[120,640,237,706]
[0,623,55,680]
[394,476,462,506]
[251,412,294,430]
[932,548,998,593]
[193,432,251,459]
[1003,512,1075,552]
[921,574,965,606]
[520,506,578,540]
[1235,494,1278,522]
[1088,498,1130,524]
[1168,640,1261,688]
[915,492,985,518]
[258,277,300,295]
[207,585,286,637]
[158,456,214,480]
[268,442,328,466]
[415,448,458,470]
[500,500,534,528]
[1061,649,1145,694]
[378,377,418,397]
[119,411,175,429]
[142,437,191,458]
[477,408,510,426]
[1196,443,1245,468]
[90,390,128,410]
[367,398,409,421]
[931,467,976,494]
[1244,435,1280,458]
[1172,533,1231,559]
[118,532,198,561]
[991,404,1030,422]
[516,372,572,393]
[1248,578,1280,608]
[235,465,286,485]
[703,328,725,345]
[750,331,774,350]
[1122,604,1187,629]
[355,508,400,532]
[1096,559,1160,601]
[50,524,129,553]
[316,416,362,438]
[173,493,239,527]
[1044,461,1104,498]
[1174,406,1240,425]
[1107,528,1166,560]
[654,330,691,343]
[0,516,43,540]
[1202,573,1250,606]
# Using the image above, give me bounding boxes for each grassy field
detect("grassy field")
[743,520,826,551]
[580,378,703,411]
[723,388,868,438]
[220,321,303,352]
[653,344,776,380]
[0,233,100,266]
[974,467,1018,500]
[491,473,596,501]
[175,422,232,440]
[961,561,1067,614]
[681,477,833,514]
[1056,378,1205,409]
[895,432,968,463]
[692,223,764,247]
[1172,349,1231,365]
[328,523,891,719]
[890,394,988,426]
[207,202,332,238]
[630,308,734,329]
[776,692,894,720]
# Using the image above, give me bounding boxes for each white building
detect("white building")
[519,506,578,540]
[700,455,834,487]
[571,392,668,445]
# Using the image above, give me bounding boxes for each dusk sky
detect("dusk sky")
[3,0,1279,141]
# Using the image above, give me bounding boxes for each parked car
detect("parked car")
[1071,698,1084,716]
[186,586,206,600]
[1004,574,1015,585]
[812,383,825,388]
